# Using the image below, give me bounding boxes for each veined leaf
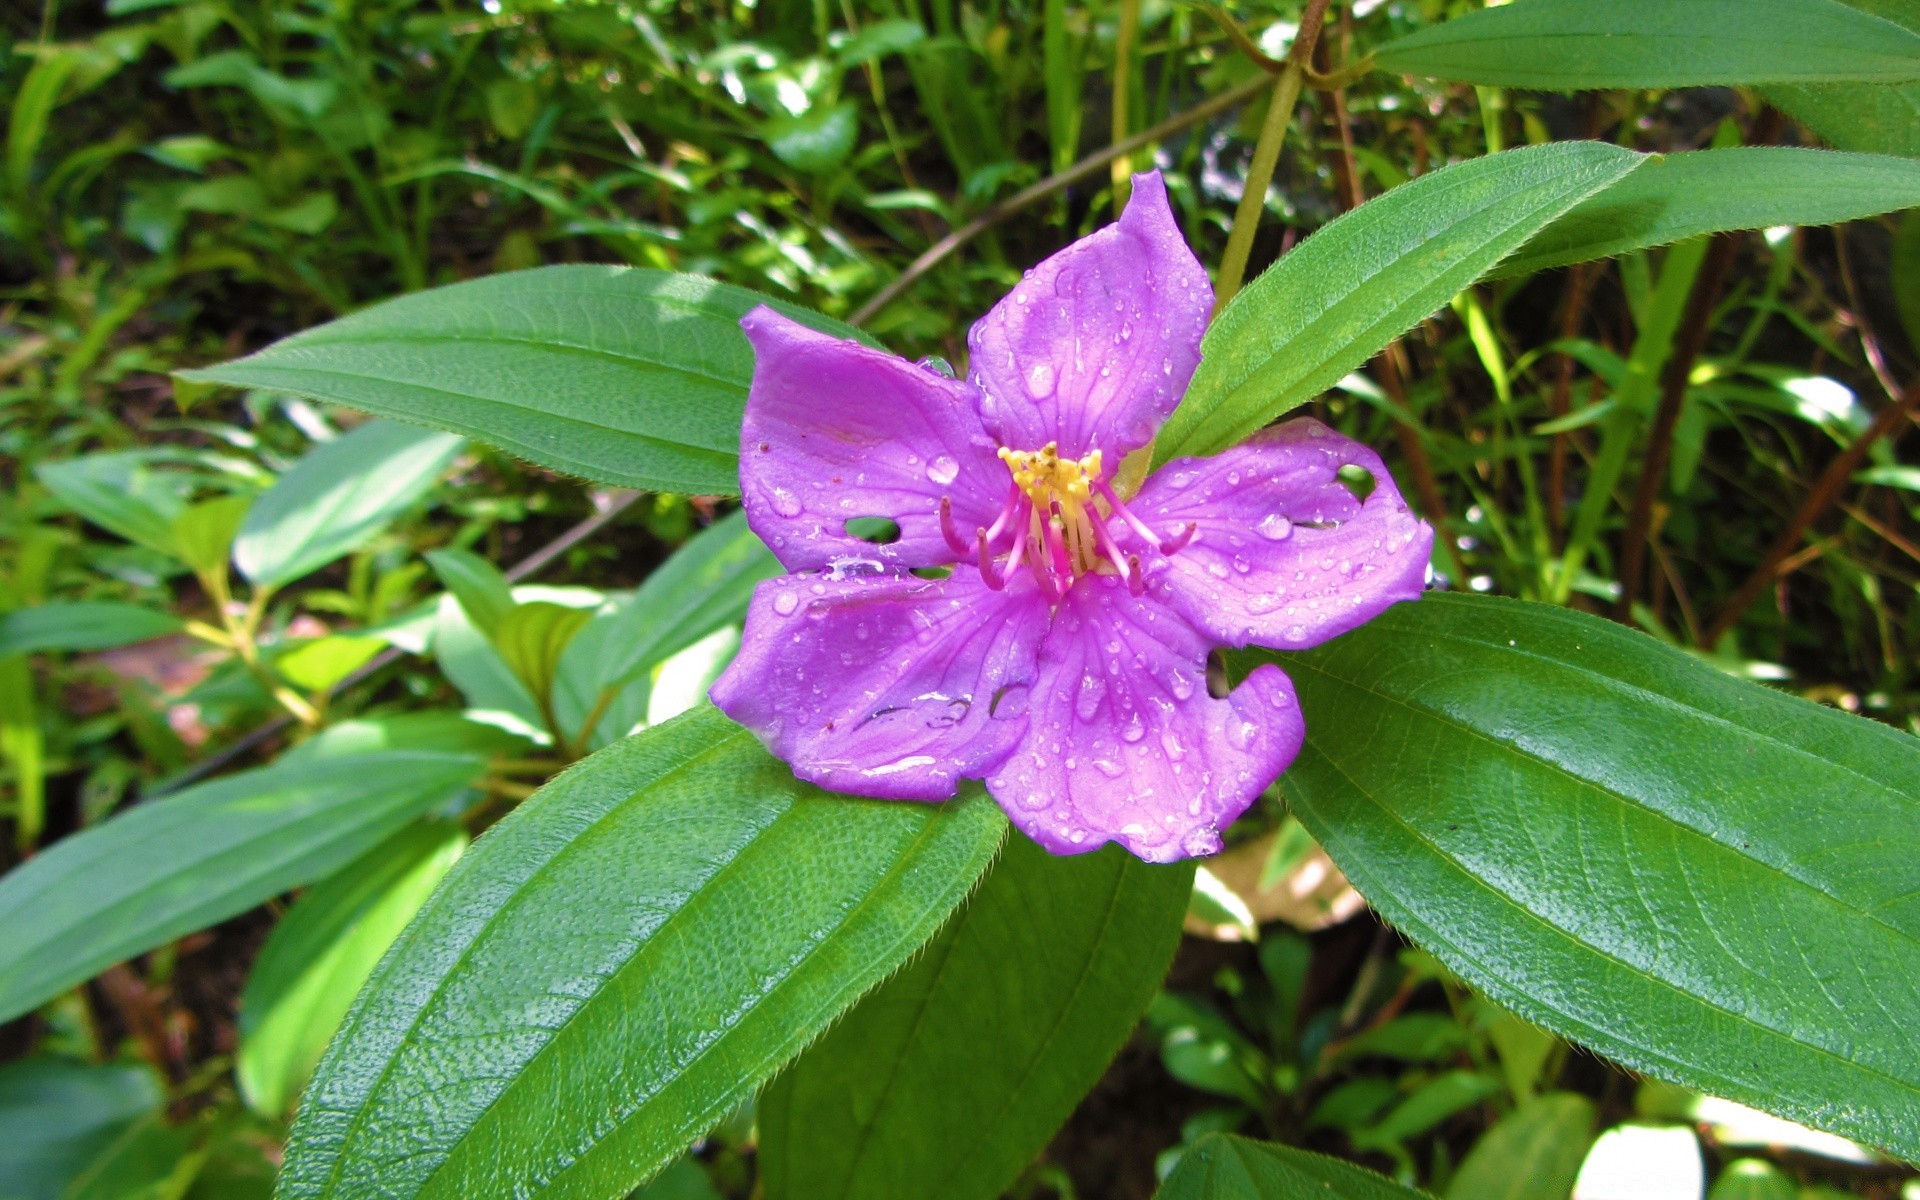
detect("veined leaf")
[1503,148,1920,275]
[1155,1134,1428,1199]
[177,267,871,496]
[0,602,183,657]
[0,751,482,1023]
[1766,0,1920,157]
[1239,592,1920,1160]
[234,419,465,588]
[0,1059,164,1200]
[1444,1093,1595,1200]
[278,705,1007,1200]
[1156,143,1641,464]
[238,821,468,1118]
[1373,0,1920,90]
[760,835,1192,1200]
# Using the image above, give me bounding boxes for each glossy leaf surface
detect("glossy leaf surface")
[1373,0,1920,89]
[279,705,1007,1200]
[0,751,481,1022]
[1156,143,1640,464]
[0,1059,163,1200]
[1503,148,1920,275]
[1241,592,1920,1160]
[1155,1134,1427,1200]
[179,267,870,496]
[235,419,465,587]
[1444,1093,1595,1200]
[1766,0,1920,157]
[760,836,1192,1200]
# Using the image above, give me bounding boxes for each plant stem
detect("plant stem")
[1209,0,1331,315]
[1110,0,1143,209]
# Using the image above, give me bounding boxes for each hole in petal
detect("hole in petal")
[911,565,953,580]
[845,516,902,544]
[1206,649,1233,700]
[989,684,1029,719]
[1336,463,1377,503]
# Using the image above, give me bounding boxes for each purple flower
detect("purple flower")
[709,172,1434,862]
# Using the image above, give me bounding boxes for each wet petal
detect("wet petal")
[966,172,1211,460]
[739,307,1006,573]
[709,567,1050,801]
[1130,417,1434,650]
[984,575,1303,863]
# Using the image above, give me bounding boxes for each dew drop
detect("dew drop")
[772,591,799,616]
[1257,513,1293,541]
[1121,711,1146,743]
[769,487,803,518]
[1026,361,1057,399]
[927,455,959,485]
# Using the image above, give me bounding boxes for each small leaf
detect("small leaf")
[760,836,1192,1200]
[425,547,515,638]
[1239,592,1920,1160]
[170,493,253,575]
[1445,1093,1595,1200]
[0,602,183,658]
[238,821,467,1117]
[277,705,1007,1200]
[1708,1159,1797,1200]
[1156,143,1642,464]
[1154,1133,1429,1199]
[273,635,387,693]
[35,450,196,554]
[0,751,483,1023]
[765,103,859,172]
[177,267,873,496]
[494,601,594,714]
[234,420,464,588]
[1373,0,1920,89]
[1503,148,1920,275]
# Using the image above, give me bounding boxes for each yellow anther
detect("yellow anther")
[998,442,1104,508]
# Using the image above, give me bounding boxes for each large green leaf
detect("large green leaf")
[1155,143,1641,465]
[0,601,183,657]
[1444,1093,1595,1200]
[1373,0,1920,89]
[234,419,465,588]
[0,751,482,1023]
[1766,1,1920,157]
[1239,592,1920,1160]
[759,836,1192,1200]
[278,704,1007,1200]
[1155,1134,1427,1200]
[237,821,468,1118]
[1502,148,1920,275]
[177,267,869,496]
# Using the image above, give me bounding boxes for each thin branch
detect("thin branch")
[849,73,1275,327]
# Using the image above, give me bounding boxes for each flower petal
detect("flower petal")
[1130,418,1434,650]
[709,567,1051,801]
[739,307,1006,573]
[984,574,1303,863]
[965,172,1211,460]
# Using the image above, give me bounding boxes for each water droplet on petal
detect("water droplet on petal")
[769,488,803,518]
[772,591,799,616]
[1258,513,1293,541]
[927,455,959,485]
[1026,361,1057,399]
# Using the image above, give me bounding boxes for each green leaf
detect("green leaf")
[1444,1093,1595,1200]
[1708,1159,1797,1200]
[1155,143,1642,465]
[35,451,194,554]
[760,836,1192,1200]
[1502,148,1920,275]
[0,751,482,1023]
[554,510,778,745]
[273,635,386,692]
[0,602,183,657]
[1239,592,1920,1160]
[278,705,1007,1200]
[494,601,594,715]
[171,494,254,575]
[0,1058,163,1200]
[1373,0,1920,89]
[424,548,515,639]
[765,103,859,172]
[177,267,871,496]
[234,420,465,588]
[1154,1134,1428,1200]
[1767,0,1920,157]
[238,821,467,1118]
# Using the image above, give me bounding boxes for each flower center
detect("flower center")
[938,441,1195,603]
